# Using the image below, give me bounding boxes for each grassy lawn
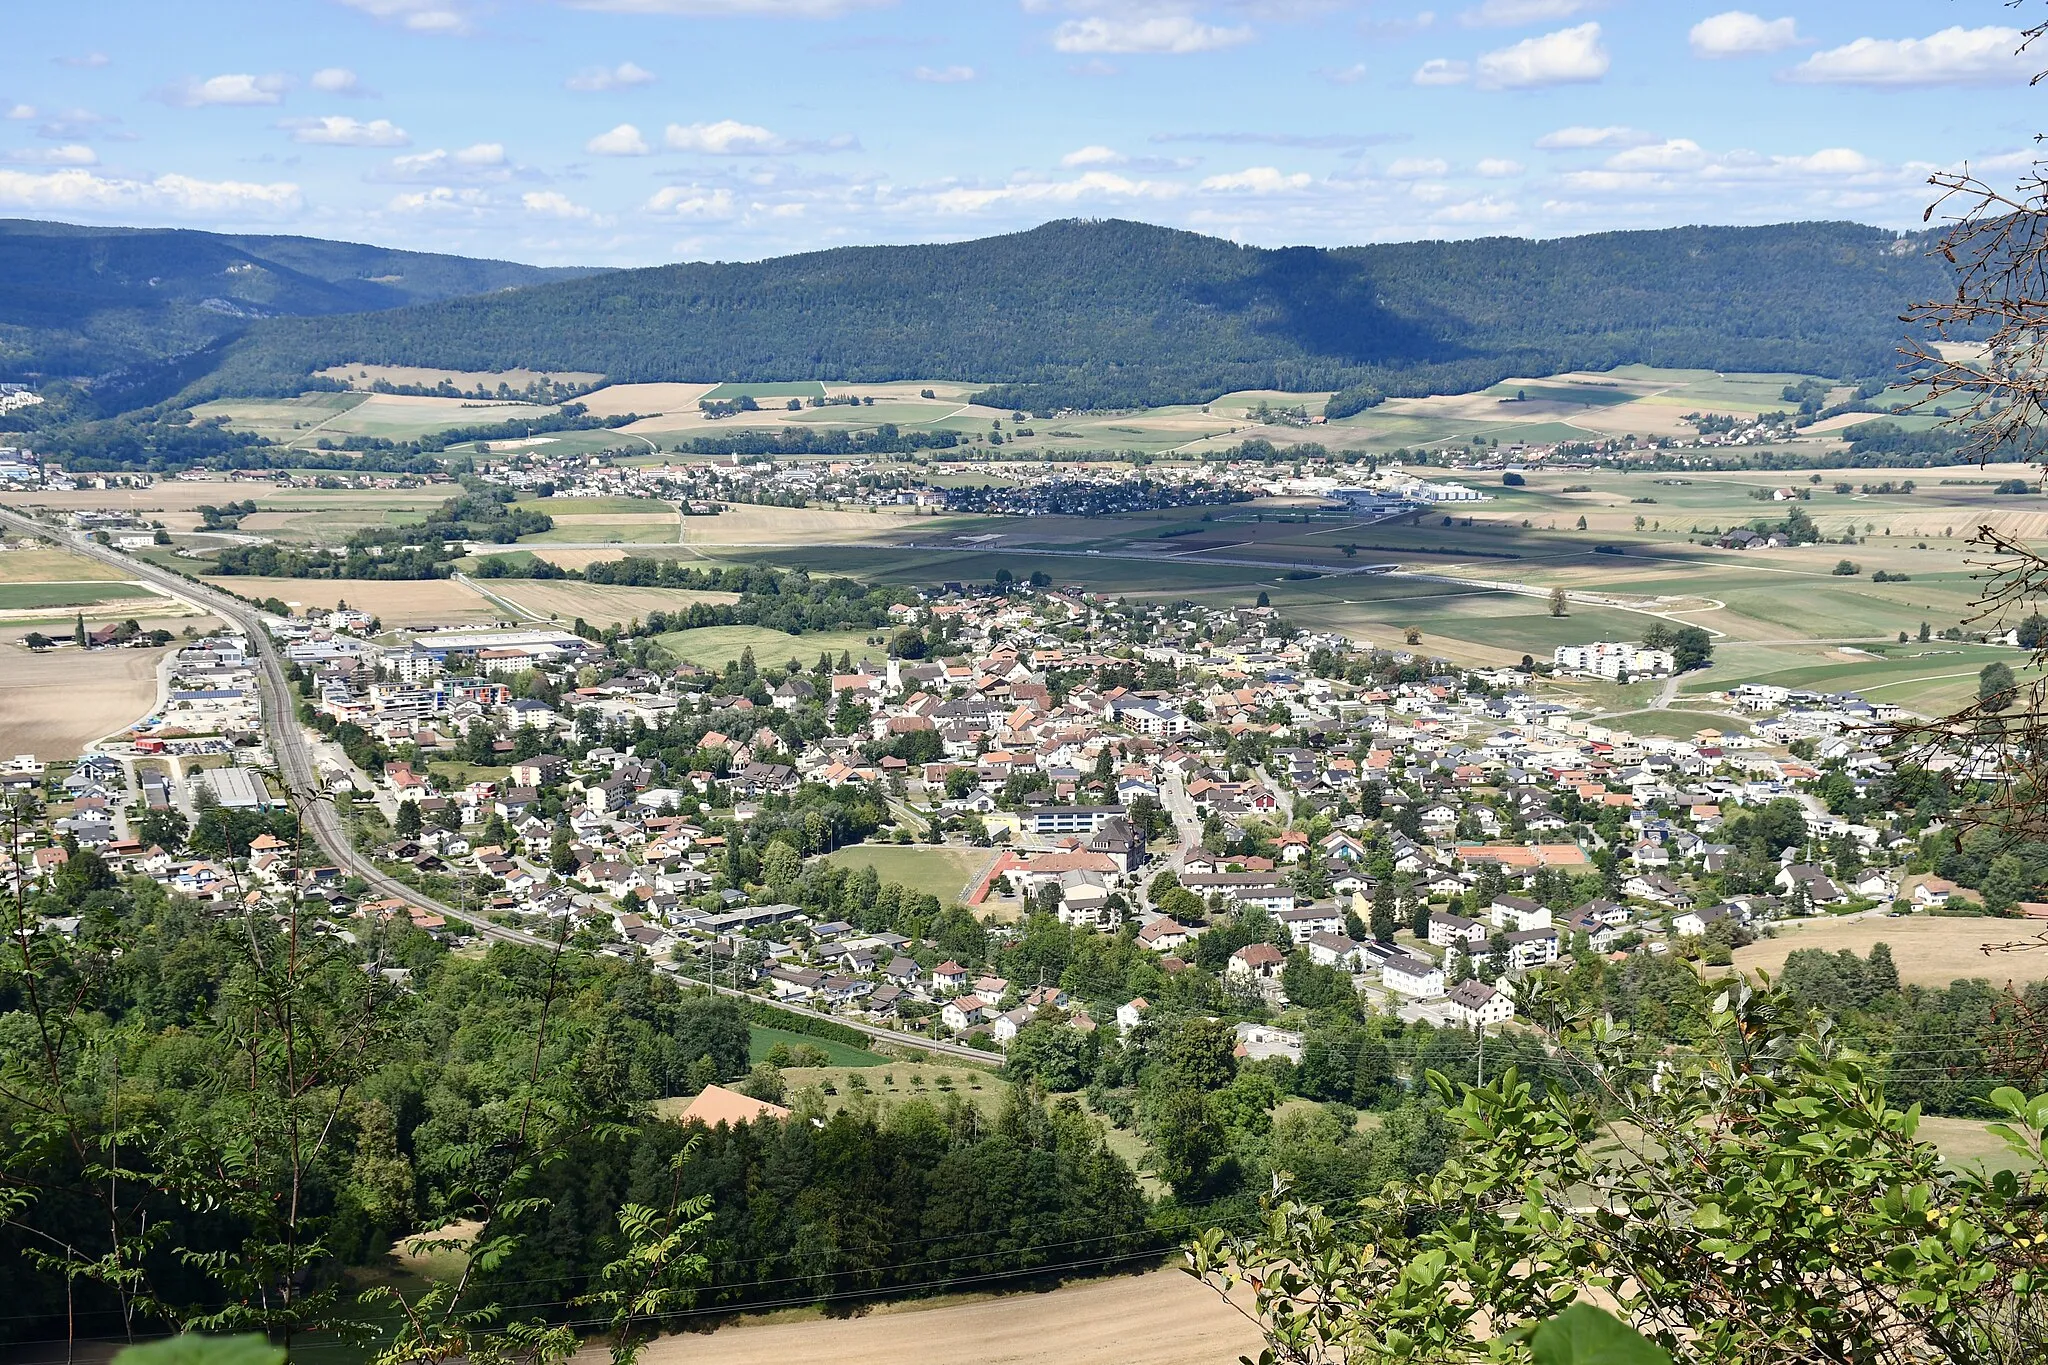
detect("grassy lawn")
[0,582,153,609]
[1601,709,1749,740]
[747,1026,888,1067]
[653,624,884,671]
[428,761,513,786]
[823,844,996,906]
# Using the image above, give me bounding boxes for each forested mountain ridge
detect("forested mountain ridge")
[198,218,1947,410]
[0,219,598,393]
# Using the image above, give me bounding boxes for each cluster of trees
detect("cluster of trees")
[195,220,1945,412]
[211,484,551,578]
[1642,621,1713,671]
[678,424,962,456]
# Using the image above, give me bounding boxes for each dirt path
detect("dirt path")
[629,1269,1261,1365]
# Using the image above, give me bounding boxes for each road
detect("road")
[0,506,997,1063]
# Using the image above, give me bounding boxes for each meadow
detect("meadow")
[822,843,999,906]
[1731,914,2048,988]
[653,624,885,671]
[0,544,132,583]
[0,582,154,611]
[466,579,739,628]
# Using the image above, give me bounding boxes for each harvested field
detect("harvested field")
[634,1268,1259,1365]
[575,382,717,418]
[476,581,738,627]
[0,632,203,760]
[1732,914,2048,987]
[0,545,130,582]
[681,505,958,545]
[201,577,498,627]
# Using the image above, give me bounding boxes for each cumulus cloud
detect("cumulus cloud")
[0,167,301,217]
[646,184,738,218]
[334,0,474,35]
[1386,156,1449,177]
[1787,26,2032,86]
[1604,138,1709,172]
[1535,124,1654,149]
[1319,62,1369,84]
[1475,156,1524,176]
[284,115,410,146]
[382,143,508,180]
[1475,22,1607,88]
[1062,144,1126,166]
[911,64,977,82]
[522,189,597,219]
[586,123,651,156]
[1772,147,1876,175]
[7,105,39,121]
[1413,58,1470,84]
[1557,137,1891,196]
[159,74,289,107]
[310,67,369,95]
[1688,12,1799,59]
[566,61,657,91]
[389,185,492,213]
[1433,194,1517,222]
[5,145,98,166]
[664,119,781,153]
[1459,0,1597,28]
[924,170,1181,213]
[1053,16,1254,55]
[1198,166,1311,192]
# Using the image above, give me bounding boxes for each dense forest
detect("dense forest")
[0,219,596,399]
[188,219,1947,411]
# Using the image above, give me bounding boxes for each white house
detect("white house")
[1380,953,1446,999]
[1446,979,1514,1028]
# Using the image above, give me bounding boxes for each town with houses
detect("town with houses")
[2,461,1978,1062]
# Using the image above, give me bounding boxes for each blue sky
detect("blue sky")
[1,1,2038,266]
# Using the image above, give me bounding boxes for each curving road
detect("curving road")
[0,504,994,1062]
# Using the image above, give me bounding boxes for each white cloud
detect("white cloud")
[1787,26,2032,87]
[1475,22,1608,89]
[911,64,978,83]
[1319,62,1369,84]
[1413,57,1470,84]
[664,119,781,153]
[6,105,38,121]
[587,123,652,156]
[1062,144,1125,167]
[523,189,596,219]
[1535,124,1654,148]
[1688,12,1799,59]
[1433,194,1517,221]
[646,184,738,218]
[1386,156,1449,178]
[924,170,1181,213]
[310,67,367,95]
[1198,166,1311,192]
[55,52,110,68]
[389,185,492,213]
[1475,156,1523,176]
[1053,16,1254,55]
[5,145,98,166]
[1771,147,1876,175]
[571,0,895,13]
[161,74,289,107]
[285,115,410,146]
[566,61,657,91]
[0,167,301,217]
[1605,138,1708,171]
[385,142,508,179]
[1458,0,1596,28]
[334,0,474,34]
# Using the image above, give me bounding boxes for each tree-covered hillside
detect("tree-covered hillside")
[200,219,1946,410]
[0,219,598,389]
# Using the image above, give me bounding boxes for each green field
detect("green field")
[747,1024,886,1068]
[704,381,828,400]
[513,496,672,515]
[653,624,883,671]
[0,582,153,609]
[1601,709,1750,740]
[823,844,995,906]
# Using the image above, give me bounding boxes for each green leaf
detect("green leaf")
[1514,1305,1672,1365]
[113,1337,285,1365]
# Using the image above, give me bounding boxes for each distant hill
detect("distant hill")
[0,219,598,395]
[197,218,1947,411]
